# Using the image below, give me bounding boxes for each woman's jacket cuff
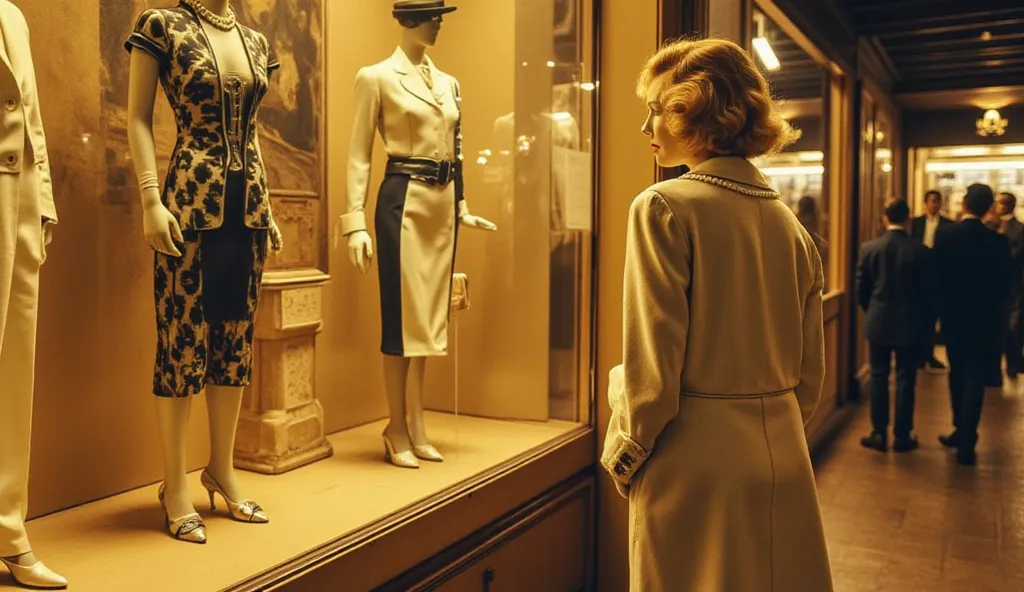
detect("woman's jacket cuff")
[601,432,649,486]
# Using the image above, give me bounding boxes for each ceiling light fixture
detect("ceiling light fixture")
[751,13,780,71]
[752,38,780,70]
[976,109,1008,136]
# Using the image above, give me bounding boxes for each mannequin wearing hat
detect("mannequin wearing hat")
[341,0,496,468]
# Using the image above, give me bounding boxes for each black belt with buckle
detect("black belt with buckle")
[386,157,456,187]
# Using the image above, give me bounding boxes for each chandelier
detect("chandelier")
[976,109,1008,137]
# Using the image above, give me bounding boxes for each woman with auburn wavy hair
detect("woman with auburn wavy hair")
[600,38,834,591]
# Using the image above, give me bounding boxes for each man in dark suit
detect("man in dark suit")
[911,190,954,246]
[996,191,1024,382]
[934,184,1013,465]
[910,189,953,371]
[856,198,933,452]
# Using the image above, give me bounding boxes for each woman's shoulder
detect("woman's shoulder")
[628,180,712,232]
[633,177,719,217]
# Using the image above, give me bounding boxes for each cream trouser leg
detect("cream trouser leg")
[0,161,42,557]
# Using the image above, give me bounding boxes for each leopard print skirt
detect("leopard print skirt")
[152,171,268,398]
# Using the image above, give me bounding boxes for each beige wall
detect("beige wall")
[595,0,661,589]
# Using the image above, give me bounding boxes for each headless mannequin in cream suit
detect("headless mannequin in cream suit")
[0,1,67,589]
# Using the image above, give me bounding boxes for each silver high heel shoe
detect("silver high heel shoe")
[0,556,68,589]
[157,483,207,544]
[412,444,444,462]
[200,469,269,524]
[382,432,420,468]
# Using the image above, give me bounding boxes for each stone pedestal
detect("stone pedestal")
[235,269,333,474]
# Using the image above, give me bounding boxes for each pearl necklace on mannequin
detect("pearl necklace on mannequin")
[181,0,237,31]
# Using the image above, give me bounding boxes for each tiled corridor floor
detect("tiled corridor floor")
[817,360,1024,592]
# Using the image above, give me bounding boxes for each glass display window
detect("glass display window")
[322,0,596,446]
[7,0,597,589]
[749,6,832,289]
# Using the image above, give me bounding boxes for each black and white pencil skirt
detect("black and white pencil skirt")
[374,173,459,357]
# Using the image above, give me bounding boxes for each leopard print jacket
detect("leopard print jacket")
[125,3,279,231]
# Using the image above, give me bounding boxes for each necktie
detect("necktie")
[417,64,433,90]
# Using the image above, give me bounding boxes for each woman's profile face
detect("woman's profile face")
[640,86,688,167]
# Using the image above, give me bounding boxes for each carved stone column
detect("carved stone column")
[235,269,333,474]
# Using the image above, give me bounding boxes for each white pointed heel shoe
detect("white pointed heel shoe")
[0,556,68,590]
[200,469,269,524]
[157,483,207,544]
[412,444,444,462]
[382,432,420,469]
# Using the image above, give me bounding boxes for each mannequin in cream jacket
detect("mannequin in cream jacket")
[342,2,496,468]
[0,1,67,588]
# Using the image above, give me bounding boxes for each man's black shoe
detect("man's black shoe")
[860,432,887,452]
[957,448,977,466]
[893,436,919,453]
[938,432,959,448]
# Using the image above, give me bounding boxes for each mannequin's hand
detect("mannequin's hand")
[41,221,54,265]
[142,203,183,257]
[347,230,374,273]
[614,481,629,499]
[268,220,284,254]
[459,214,498,232]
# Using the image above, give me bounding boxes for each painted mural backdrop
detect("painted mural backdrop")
[101,0,323,197]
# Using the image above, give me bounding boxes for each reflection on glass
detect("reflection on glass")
[749,8,829,288]
[481,0,594,420]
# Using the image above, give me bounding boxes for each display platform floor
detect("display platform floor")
[1,413,577,592]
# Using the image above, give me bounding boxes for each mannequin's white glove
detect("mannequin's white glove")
[459,213,497,231]
[143,202,184,257]
[347,230,374,274]
[268,219,284,253]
